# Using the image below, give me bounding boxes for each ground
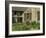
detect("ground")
[12,21,40,31]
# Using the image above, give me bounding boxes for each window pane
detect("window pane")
[37,11,40,21]
[15,11,23,16]
[30,13,32,20]
[24,13,32,21]
[17,17,22,23]
[24,13,26,21]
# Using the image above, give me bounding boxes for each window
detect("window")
[24,13,32,21]
[17,17,22,23]
[27,13,29,19]
[15,11,23,16]
[37,11,40,21]
[30,13,32,20]
[12,11,23,23]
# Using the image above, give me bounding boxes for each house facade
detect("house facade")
[12,7,40,23]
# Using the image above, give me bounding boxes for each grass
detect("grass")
[12,21,40,31]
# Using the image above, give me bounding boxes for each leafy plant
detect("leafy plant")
[31,21,40,29]
[26,21,30,25]
[12,21,40,31]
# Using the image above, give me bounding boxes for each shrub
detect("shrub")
[31,21,36,25]
[26,21,30,25]
[12,21,40,31]
[31,21,40,29]
[36,22,40,29]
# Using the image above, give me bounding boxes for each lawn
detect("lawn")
[12,21,40,31]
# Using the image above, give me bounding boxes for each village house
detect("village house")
[12,7,40,23]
